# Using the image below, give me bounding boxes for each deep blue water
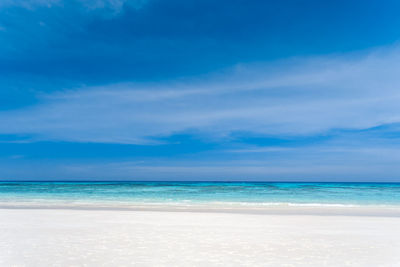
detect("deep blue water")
[0,182,400,207]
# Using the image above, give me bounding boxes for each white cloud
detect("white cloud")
[0,0,142,12]
[1,45,400,144]
[0,0,61,9]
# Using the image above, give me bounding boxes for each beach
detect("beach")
[1,207,400,266]
[2,0,400,266]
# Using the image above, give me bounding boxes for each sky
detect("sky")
[1,0,400,181]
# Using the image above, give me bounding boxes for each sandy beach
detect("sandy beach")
[1,207,400,266]
[2,0,400,266]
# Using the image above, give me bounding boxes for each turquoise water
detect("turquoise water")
[0,182,400,207]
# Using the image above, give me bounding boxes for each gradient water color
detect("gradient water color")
[1,182,400,208]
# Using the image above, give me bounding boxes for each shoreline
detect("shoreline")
[1,202,400,217]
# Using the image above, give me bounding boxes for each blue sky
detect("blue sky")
[1,0,400,181]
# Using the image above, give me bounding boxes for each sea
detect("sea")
[0,182,399,208]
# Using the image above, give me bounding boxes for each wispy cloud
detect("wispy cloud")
[1,46,400,144]
[0,0,142,12]
[0,0,60,9]
[3,152,400,181]
[225,147,293,153]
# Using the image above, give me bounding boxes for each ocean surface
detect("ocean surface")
[0,182,400,208]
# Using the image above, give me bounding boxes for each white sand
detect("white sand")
[1,208,400,266]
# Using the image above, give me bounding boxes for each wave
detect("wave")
[2,198,399,209]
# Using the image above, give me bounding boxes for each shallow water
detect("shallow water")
[1,182,399,207]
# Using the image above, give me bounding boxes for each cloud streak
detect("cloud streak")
[1,46,400,144]
[3,148,400,181]
[0,0,137,11]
